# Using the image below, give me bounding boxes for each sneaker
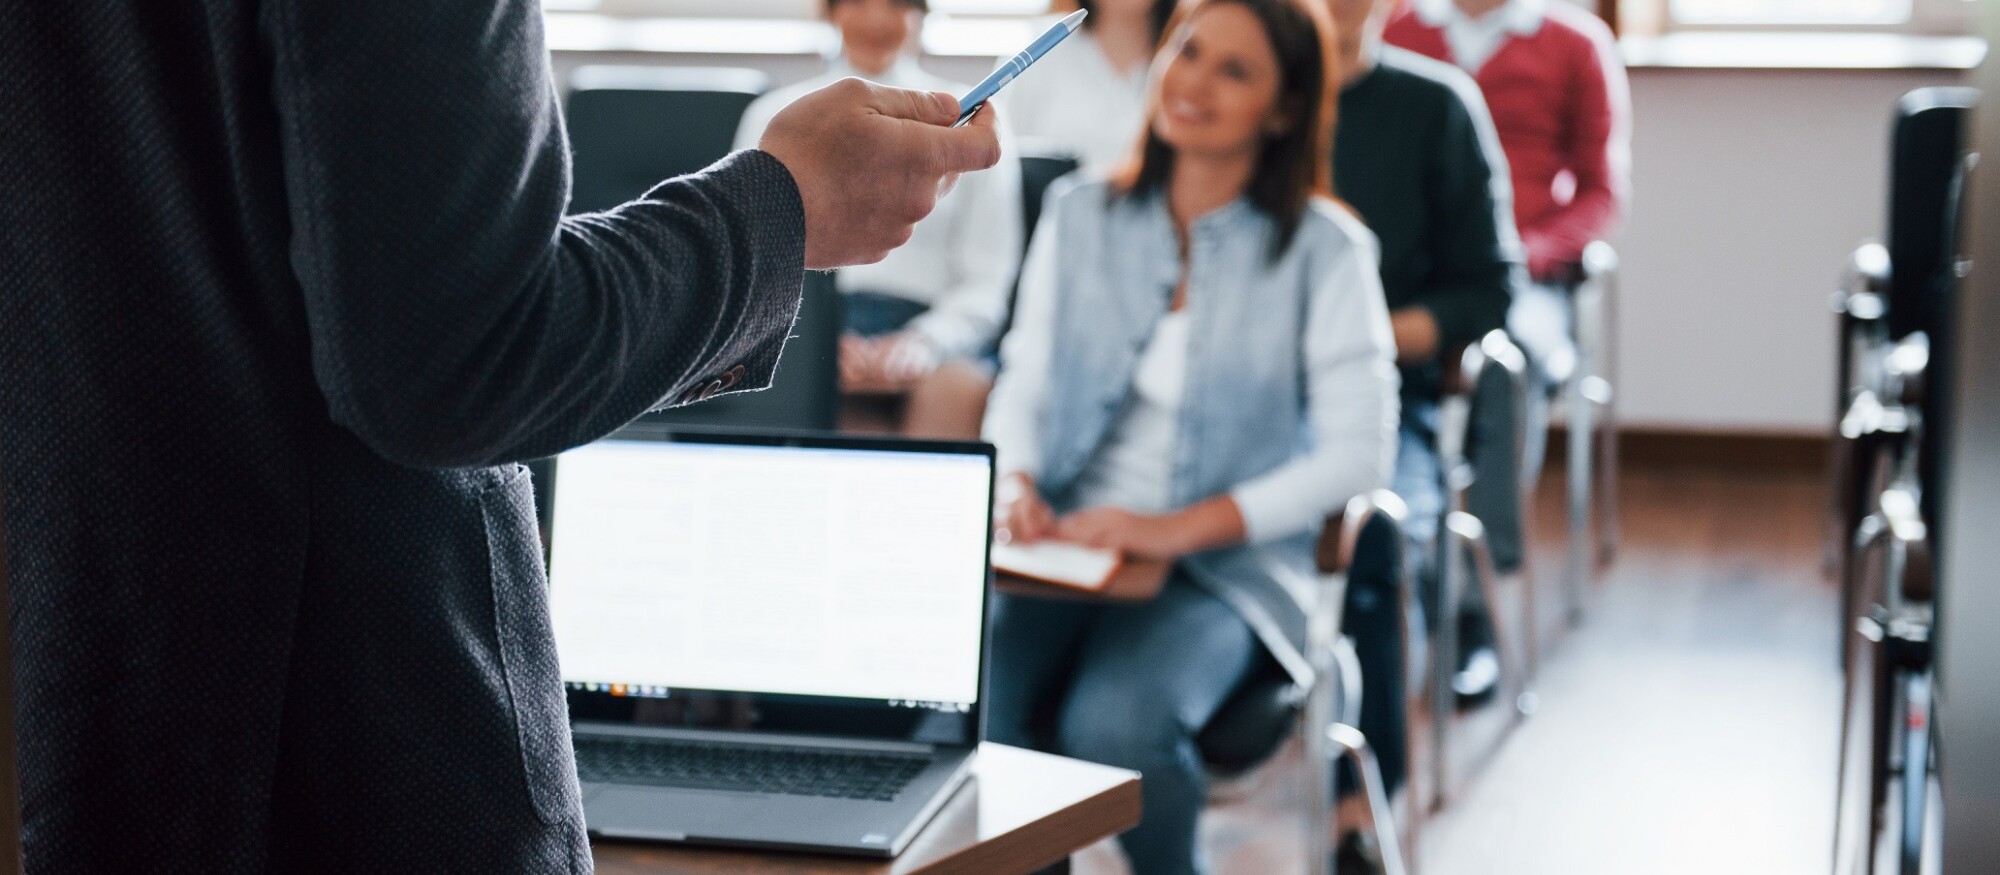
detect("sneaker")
[1452,646,1500,708]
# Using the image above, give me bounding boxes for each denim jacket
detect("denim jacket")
[985,176,1400,683]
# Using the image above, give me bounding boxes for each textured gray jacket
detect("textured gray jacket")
[0,1,805,871]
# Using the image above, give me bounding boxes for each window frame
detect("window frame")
[1653,0,1973,36]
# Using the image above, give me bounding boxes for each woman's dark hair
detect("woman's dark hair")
[1109,0,1338,259]
[1075,0,1181,47]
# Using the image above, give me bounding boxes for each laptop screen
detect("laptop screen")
[546,428,994,742]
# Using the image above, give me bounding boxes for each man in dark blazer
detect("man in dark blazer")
[0,0,999,871]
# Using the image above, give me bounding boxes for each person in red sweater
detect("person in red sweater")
[1385,0,1629,285]
[1383,0,1629,715]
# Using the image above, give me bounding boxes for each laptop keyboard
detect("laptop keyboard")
[572,735,933,802]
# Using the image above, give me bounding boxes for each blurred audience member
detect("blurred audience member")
[1320,0,1518,857]
[983,1,1397,871]
[734,0,1023,435]
[1387,0,1630,707]
[1005,0,1180,171]
[1387,0,1631,433]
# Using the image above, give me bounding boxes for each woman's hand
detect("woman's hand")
[1054,507,1191,560]
[876,332,942,385]
[840,332,941,393]
[1053,497,1251,561]
[995,472,1056,546]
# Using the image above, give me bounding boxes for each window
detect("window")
[1670,0,1910,26]
[1648,0,1972,34]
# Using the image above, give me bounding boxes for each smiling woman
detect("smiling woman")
[1113,0,1339,257]
[980,2,1401,872]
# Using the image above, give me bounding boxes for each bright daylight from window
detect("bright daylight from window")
[1669,0,1912,25]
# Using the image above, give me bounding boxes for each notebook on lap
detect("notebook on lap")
[545,425,996,857]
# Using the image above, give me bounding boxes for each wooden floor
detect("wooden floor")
[1073,460,1838,874]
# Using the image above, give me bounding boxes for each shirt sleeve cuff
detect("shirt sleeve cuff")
[1229,478,1300,546]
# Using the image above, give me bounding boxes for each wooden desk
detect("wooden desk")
[994,557,1171,604]
[592,744,1139,875]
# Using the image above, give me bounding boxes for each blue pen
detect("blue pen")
[955,9,1088,127]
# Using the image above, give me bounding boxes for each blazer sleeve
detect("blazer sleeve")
[264,0,805,468]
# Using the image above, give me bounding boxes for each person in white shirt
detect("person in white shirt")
[734,0,1022,435]
[1002,0,1177,172]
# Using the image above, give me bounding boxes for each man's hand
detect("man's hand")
[759,78,1002,269]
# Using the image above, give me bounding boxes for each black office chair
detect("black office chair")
[1830,87,1975,875]
[1196,492,1413,875]
[563,65,773,214]
[1016,143,1080,253]
[997,143,1080,346]
[1831,88,1973,670]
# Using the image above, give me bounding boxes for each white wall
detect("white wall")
[1618,66,1966,433]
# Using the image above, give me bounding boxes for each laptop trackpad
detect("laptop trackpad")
[586,786,777,840]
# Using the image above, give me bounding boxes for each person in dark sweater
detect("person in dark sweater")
[1323,0,1521,866]
[0,1,999,870]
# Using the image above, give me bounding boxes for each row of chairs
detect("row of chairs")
[553,63,1627,874]
[1829,85,1975,875]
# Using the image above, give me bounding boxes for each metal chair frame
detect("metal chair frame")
[1304,492,1416,875]
[1562,241,1622,625]
[1831,324,1937,875]
[1830,243,1895,670]
[1206,492,1415,875]
[1429,331,1538,810]
[1834,470,1937,875]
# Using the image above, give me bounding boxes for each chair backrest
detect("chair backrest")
[1016,145,1081,256]
[564,65,773,214]
[1920,153,1976,552]
[1886,87,1977,339]
[997,145,1081,345]
[640,270,844,433]
[1461,332,1533,574]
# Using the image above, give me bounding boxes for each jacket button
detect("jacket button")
[721,365,747,390]
[698,379,725,401]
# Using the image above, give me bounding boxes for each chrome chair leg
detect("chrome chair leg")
[1306,584,1341,875]
[1565,368,1593,628]
[1429,500,1462,812]
[1447,512,1534,720]
[1833,511,1890,866]
[1582,241,1623,567]
[1329,723,1410,875]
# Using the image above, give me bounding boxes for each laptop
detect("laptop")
[545,424,996,857]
